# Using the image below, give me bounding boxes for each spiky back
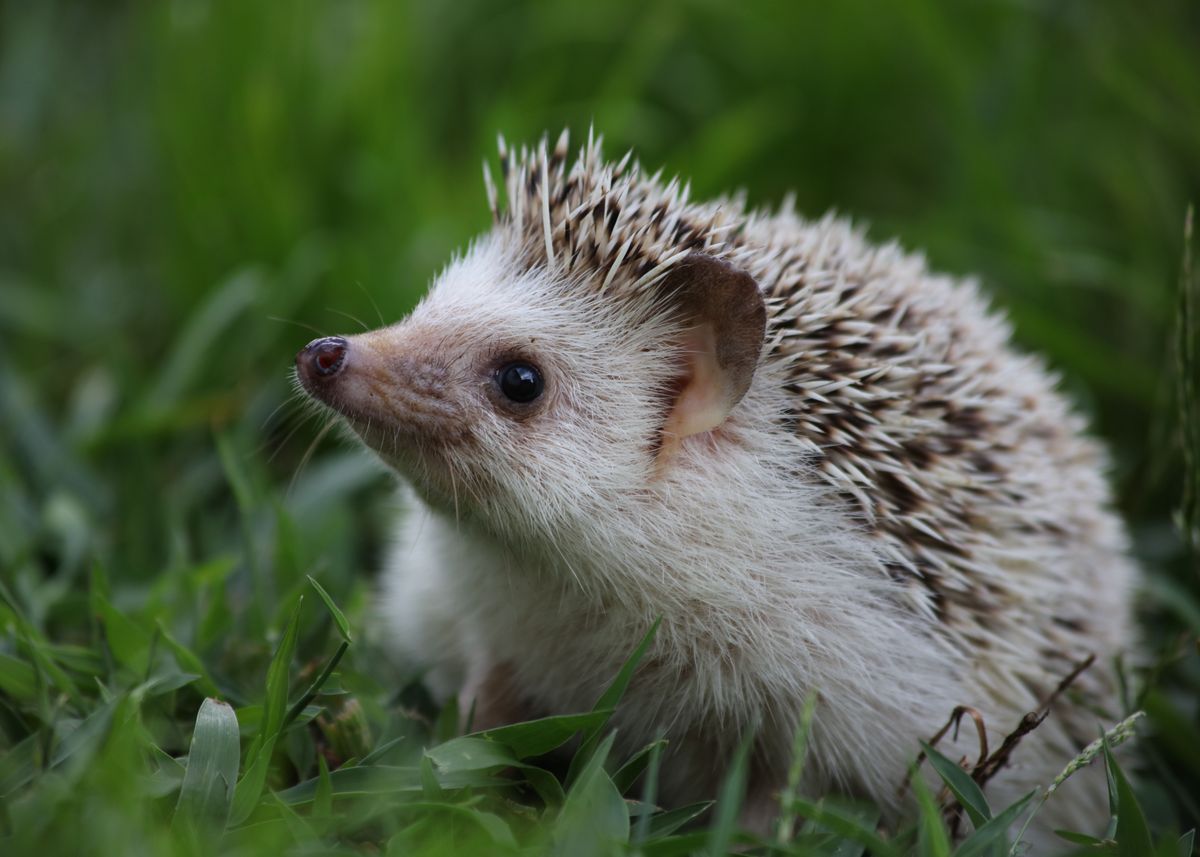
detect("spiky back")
[488,131,1132,714]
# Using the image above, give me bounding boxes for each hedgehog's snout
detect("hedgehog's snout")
[296,336,349,385]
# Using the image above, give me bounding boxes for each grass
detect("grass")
[1,0,1199,854]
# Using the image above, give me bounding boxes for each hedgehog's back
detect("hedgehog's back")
[743,209,1135,739]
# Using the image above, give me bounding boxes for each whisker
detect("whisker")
[265,407,320,463]
[326,307,371,332]
[268,315,326,337]
[356,281,387,327]
[259,395,298,434]
[288,416,338,498]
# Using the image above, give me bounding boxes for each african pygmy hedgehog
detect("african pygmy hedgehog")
[295,129,1136,838]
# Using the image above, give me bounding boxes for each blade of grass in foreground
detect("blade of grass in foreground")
[174,697,240,832]
[566,617,660,788]
[706,729,752,856]
[229,596,304,825]
[553,732,629,857]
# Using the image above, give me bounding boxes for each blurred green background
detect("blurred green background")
[2,0,1199,851]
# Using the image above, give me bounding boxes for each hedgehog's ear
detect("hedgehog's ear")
[657,254,767,456]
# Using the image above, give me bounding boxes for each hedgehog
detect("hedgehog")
[294,129,1136,840]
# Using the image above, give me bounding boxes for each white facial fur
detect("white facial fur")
[332,238,693,542]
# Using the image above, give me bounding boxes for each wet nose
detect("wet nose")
[298,336,349,378]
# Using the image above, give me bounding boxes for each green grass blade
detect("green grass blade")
[645,801,712,838]
[553,732,628,857]
[706,729,752,856]
[478,710,612,759]
[613,737,668,795]
[49,696,120,769]
[306,574,353,642]
[281,640,348,731]
[229,735,277,825]
[920,741,991,828]
[1179,830,1195,857]
[173,697,240,831]
[953,790,1035,857]
[1105,740,1153,857]
[228,596,304,825]
[913,770,952,857]
[567,618,660,787]
[784,796,899,857]
[261,595,303,742]
[632,737,666,846]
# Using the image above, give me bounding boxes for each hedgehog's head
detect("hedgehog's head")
[296,246,765,541]
[295,132,767,541]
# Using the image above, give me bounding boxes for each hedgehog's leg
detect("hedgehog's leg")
[738,779,782,839]
[459,659,541,732]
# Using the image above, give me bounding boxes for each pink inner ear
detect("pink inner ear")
[661,322,734,455]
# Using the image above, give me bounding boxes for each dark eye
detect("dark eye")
[496,361,544,403]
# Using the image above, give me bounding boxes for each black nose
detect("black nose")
[298,336,349,378]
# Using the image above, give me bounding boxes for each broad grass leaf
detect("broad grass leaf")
[952,790,1035,857]
[174,698,240,831]
[427,736,518,772]
[613,738,668,794]
[553,732,628,857]
[920,741,991,828]
[479,710,612,759]
[143,746,187,799]
[646,802,713,838]
[426,735,564,801]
